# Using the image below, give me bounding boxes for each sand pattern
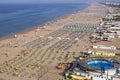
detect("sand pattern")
[0,3,112,80]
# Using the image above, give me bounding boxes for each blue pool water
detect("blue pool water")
[87,59,114,72]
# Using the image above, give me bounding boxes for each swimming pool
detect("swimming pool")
[87,59,114,72]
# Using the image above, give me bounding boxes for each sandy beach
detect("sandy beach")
[1,3,120,80]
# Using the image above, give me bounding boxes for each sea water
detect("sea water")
[0,3,89,37]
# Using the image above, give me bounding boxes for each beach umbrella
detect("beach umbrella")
[66,38,70,40]
[56,37,62,40]
[39,36,44,38]
[75,38,79,41]
[48,36,53,39]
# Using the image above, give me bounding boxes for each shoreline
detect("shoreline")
[0,3,115,80]
[0,3,90,41]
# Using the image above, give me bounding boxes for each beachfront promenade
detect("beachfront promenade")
[0,3,110,80]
